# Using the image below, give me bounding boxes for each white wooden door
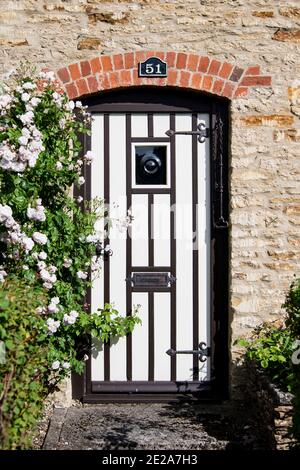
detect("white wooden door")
[90,111,211,395]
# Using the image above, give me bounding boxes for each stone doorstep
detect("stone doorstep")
[42,408,67,450]
[42,399,268,450]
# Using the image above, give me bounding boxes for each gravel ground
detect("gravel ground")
[43,401,270,450]
[32,399,54,449]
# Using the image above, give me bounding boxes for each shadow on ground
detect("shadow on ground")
[43,364,272,450]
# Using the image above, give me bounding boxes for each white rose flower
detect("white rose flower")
[0,204,12,222]
[46,318,60,334]
[27,206,36,220]
[27,203,46,222]
[86,234,100,243]
[19,111,34,125]
[78,176,85,186]
[22,127,31,137]
[22,236,34,252]
[77,270,88,280]
[83,354,89,361]
[75,101,82,108]
[69,310,78,319]
[77,196,83,203]
[36,306,46,315]
[0,269,7,283]
[21,93,30,102]
[63,258,72,268]
[38,251,47,260]
[30,97,40,107]
[43,281,53,289]
[33,231,47,245]
[18,135,28,146]
[0,95,12,110]
[39,70,56,81]
[3,216,15,228]
[63,311,78,325]
[37,261,46,271]
[51,360,60,370]
[67,100,75,110]
[51,297,60,305]
[62,361,71,369]
[22,82,36,90]
[9,231,20,244]
[48,303,59,314]
[56,161,63,170]
[91,256,101,272]
[84,151,94,163]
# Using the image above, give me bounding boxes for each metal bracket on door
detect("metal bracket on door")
[165,123,210,143]
[213,112,229,229]
[95,241,113,259]
[126,272,176,288]
[166,342,211,363]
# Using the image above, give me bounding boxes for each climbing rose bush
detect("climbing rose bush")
[0,65,140,380]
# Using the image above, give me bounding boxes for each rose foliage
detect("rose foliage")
[0,66,140,448]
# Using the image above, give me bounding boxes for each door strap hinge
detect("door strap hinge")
[165,123,210,143]
[166,342,211,363]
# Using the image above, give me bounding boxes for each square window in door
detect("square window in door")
[135,145,167,185]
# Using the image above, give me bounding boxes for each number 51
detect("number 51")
[146,63,162,75]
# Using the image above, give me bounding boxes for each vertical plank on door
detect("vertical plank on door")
[197,113,211,381]
[109,114,127,381]
[131,113,148,137]
[91,114,105,381]
[153,194,171,267]
[153,114,170,138]
[175,114,194,382]
[154,292,171,381]
[131,293,149,381]
[131,194,149,267]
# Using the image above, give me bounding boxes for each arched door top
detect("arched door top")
[56,51,271,101]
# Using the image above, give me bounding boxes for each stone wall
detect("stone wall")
[0,0,299,390]
[245,362,296,450]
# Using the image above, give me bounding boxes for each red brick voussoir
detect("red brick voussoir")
[56,51,272,101]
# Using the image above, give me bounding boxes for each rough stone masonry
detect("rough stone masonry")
[0,0,299,395]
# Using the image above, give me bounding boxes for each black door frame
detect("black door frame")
[75,87,229,403]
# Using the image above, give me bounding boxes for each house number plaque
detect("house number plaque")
[138,57,168,78]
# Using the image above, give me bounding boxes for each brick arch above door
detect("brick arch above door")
[56,51,272,101]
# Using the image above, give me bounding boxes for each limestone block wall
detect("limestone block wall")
[0,0,299,364]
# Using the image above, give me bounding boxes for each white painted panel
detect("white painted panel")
[197,113,211,381]
[131,194,148,266]
[175,114,194,382]
[109,114,127,381]
[91,114,104,381]
[153,114,170,138]
[131,113,148,137]
[153,194,171,267]
[154,292,171,381]
[132,293,148,381]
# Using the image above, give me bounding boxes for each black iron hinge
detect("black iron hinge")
[165,123,210,143]
[166,342,211,363]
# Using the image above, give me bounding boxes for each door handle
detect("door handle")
[166,342,210,362]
